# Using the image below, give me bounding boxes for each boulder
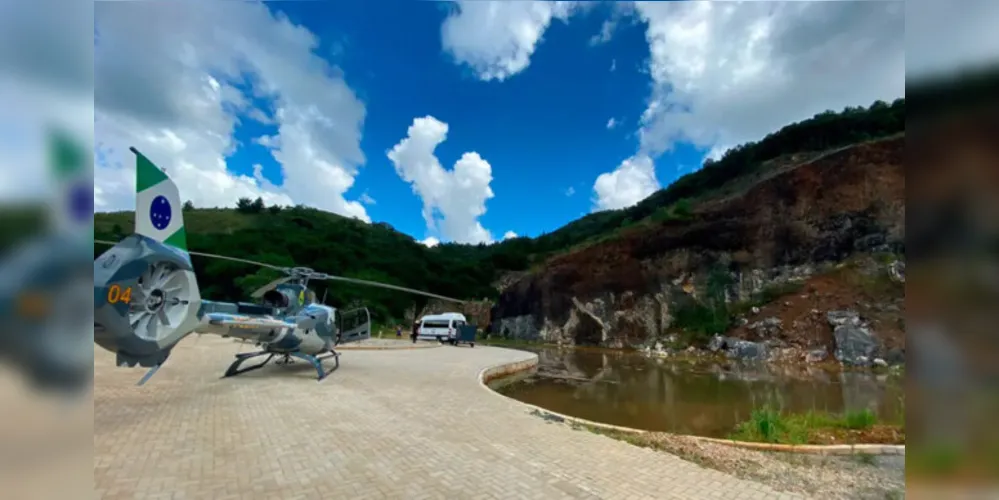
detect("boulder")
[833,324,882,367]
[726,340,769,362]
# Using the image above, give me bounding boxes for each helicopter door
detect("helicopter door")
[337,307,371,345]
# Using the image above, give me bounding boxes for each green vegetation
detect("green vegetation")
[727,405,899,445]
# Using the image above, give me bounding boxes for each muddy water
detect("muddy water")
[490,346,904,438]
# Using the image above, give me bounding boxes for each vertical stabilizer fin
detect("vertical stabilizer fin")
[131,147,188,251]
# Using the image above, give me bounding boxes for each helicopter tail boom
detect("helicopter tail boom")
[94,149,203,381]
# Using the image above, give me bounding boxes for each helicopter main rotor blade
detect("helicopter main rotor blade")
[96,239,465,303]
[95,239,287,271]
[250,276,293,299]
[316,275,465,304]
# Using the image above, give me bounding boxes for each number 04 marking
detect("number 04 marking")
[107,284,133,304]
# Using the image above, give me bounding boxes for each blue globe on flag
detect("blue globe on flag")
[150,195,172,230]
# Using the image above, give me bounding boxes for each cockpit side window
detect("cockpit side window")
[262,290,289,308]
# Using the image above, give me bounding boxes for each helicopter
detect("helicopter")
[94,147,465,385]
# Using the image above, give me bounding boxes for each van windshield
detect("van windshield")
[421,321,450,329]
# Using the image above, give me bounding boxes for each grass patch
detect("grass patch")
[728,406,901,445]
[669,279,806,346]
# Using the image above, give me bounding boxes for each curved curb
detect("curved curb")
[338,343,442,351]
[478,350,540,385]
[477,355,905,456]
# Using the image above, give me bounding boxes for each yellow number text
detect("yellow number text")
[107,285,133,304]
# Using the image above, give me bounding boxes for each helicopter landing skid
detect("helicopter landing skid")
[221,350,339,381]
[293,350,340,381]
[222,351,275,378]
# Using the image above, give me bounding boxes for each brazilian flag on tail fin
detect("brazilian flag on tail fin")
[131,147,188,251]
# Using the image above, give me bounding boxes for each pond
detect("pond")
[489,346,904,438]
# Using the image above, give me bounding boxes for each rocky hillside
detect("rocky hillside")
[491,135,905,366]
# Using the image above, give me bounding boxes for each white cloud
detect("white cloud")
[359,191,376,205]
[592,0,907,211]
[592,154,659,211]
[565,186,575,197]
[609,59,617,72]
[387,116,496,245]
[631,1,905,160]
[441,1,583,81]
[589,19,617,46]
[92,1,370,221]
[606,117,618,130]
[420,236,440,248]
[502,231,518,240]
[588,2,634,47]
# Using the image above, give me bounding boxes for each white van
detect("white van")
[417,312,468,343]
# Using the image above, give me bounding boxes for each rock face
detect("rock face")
[827,310,884,367]
[707,335,770,362]
[490,136,905,348]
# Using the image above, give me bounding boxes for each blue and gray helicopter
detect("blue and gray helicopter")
[94,147,464,385]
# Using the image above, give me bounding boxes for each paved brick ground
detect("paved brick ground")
[94,337,804,500]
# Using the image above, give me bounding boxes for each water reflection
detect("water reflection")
[492,346,904,438]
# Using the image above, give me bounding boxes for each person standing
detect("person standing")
[396,325,402,338]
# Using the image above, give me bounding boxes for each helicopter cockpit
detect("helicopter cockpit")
[261,289,292,310]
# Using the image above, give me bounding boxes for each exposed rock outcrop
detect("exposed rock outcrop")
[490,136,905,352]
[827,310,884,367]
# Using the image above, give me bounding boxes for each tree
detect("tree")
[236,197,253,213]
[250,197,265,213]
[268,205,282,215]
[673,199,692,219]
[183,200,195,211]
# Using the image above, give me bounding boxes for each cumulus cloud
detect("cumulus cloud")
[441,1,583,81]
[502,231,518,240]
[93,1,370,221]
[606,117,618,130]
[588,2,634,47]
[593,0,906,211]
[589,18,617,47]
[420,236,440,248]
[592,154,658,212]
[632,1,905,160]
[387,116,496,245]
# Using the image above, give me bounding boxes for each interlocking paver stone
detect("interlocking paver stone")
[94,337,806,499]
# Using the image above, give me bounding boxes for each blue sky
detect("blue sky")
[225,2,691,241]
[92,1,907,246]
